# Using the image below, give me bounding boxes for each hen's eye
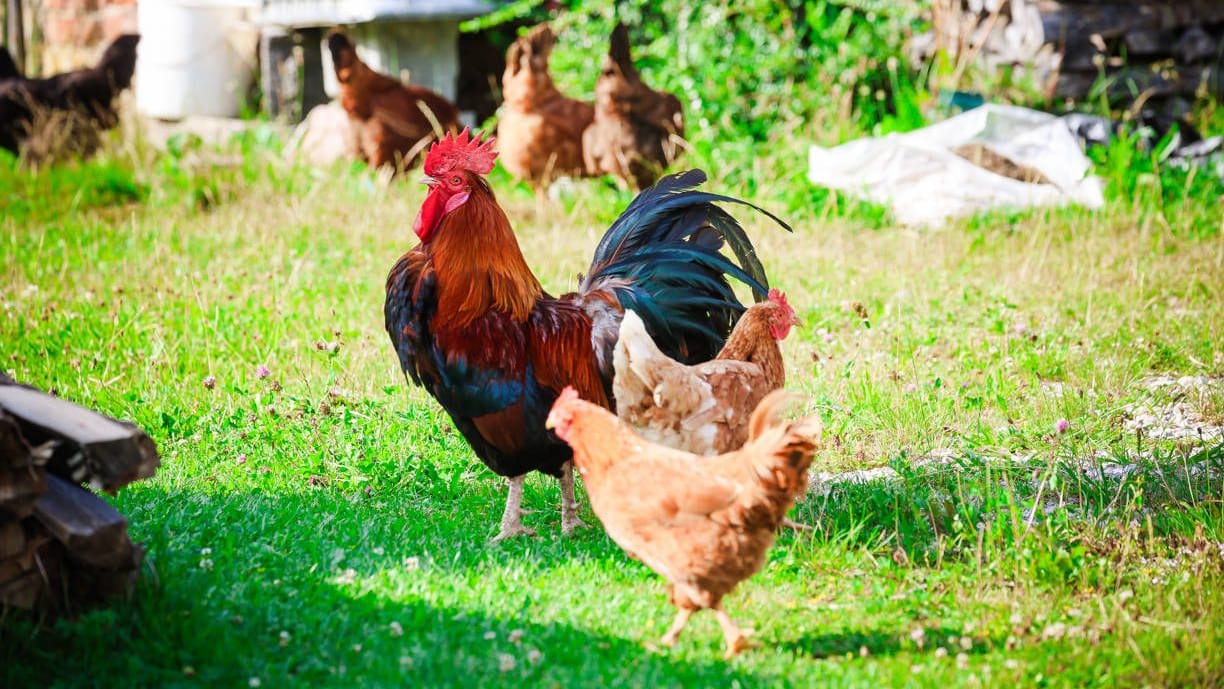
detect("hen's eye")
[451,175,462,186]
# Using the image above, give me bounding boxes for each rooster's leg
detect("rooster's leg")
[713,604,756,659]
[559,461,587,535]
[659,608,694,647]
[491,475,536,542]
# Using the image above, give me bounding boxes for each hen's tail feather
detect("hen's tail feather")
[582,169,790,364]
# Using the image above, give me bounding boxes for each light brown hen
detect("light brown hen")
[546,387,820,657]
[497,25,595,192]
[612,289,798,456]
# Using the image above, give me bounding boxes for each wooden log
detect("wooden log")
[0,410,47,519]
[0,383,160,491]
[0,527,55,612]
[33,474,134,571]
[1039,1,1224,42]
[1055,63,1214,100]
[0,519,26,560]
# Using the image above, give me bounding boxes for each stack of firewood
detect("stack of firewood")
[916,0,1224,110]
[0,375,159,615]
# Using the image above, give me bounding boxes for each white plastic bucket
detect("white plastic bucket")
[136,0,258,119]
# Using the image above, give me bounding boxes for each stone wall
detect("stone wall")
[39,0,138,74]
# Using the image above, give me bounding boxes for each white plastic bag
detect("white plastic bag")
[808,104,1104,226]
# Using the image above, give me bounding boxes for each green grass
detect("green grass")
[1,116,1223,688]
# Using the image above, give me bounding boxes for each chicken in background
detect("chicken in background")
[0,46,20,81]
[546,387,820,657]
[613,289,798,456]
[583,23,685,190]
[496,25,594,193]
[384,129,788,542]
[327,31,461,172]
[0,34,139,158]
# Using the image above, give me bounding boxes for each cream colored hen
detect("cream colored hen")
[612,289,798,456]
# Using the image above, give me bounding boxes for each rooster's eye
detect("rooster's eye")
[450,175,462,186]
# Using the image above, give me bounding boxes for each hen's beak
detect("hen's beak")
[420,175,437,187]
[791,314,802,326]
[544,415,556,430]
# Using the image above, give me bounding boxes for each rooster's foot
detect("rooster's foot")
[561,515,588,536]
[491,523,537,543]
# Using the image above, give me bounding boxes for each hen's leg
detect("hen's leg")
[492,475,536,542]
[714,604,756,658]
[559,461,587,535]
[659,608,694,647]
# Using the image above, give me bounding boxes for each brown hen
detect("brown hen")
[496,25,595,192]
[546,387,820,657]
[613,289,798,456]
[327,31,460,172]
[583,23,684,190]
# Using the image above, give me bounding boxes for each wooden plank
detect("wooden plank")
[32,475,133,570]
[0,384,160,491]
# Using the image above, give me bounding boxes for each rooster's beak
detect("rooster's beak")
[420,175,437,187]
[544,415,556,430]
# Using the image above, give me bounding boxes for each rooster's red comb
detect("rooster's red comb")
[423,127,498,177]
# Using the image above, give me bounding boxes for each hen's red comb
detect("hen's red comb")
[555,386,580,406]
[423,127,497,177]
[767,288,791,311]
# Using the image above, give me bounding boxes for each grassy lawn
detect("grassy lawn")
[1,124,1223,688]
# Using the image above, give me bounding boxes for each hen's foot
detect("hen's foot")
[659,608,694,647]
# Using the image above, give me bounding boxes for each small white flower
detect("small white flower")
[498,654,516,672]
[403,556,420,571]
[960,636,972,651]
[279,631,290,647]
[935,647,948,658]
[508,629,524,644]
[198,558,214,570]
[389,621,404,637]
[248,679,261,688]
[483,631,496,641]
[956,652,969,669]
[526,648,542,664]
[1005,659,1020,670]
[201,548,212,556]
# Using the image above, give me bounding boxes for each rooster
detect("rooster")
[385,128,788,541]
[327,31,461,171]
[546,387,820,657]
